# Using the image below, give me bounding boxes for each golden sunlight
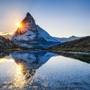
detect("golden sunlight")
[18,65,21,71]
[9,32,13,35]
[0,58,14,63]
[0,32,13,35]
[17,23,22,27]
[2,12,24,33]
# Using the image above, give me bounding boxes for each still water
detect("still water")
[0,50,90,90]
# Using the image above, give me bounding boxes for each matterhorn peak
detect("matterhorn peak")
[26,12,31,17]
[13,12,36,36]
[21,12,35,25]
[12,12,60,48]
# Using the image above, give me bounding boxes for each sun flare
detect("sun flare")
[17,23,22,27]
[18,65,21,71]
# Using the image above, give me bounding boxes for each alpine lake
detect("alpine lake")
[0,50,90,90]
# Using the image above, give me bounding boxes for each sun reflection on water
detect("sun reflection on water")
[18,65,21,71]
[0,58,14,63]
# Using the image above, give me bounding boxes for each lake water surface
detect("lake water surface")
[0,50,90,90]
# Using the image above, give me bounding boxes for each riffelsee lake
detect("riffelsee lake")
[0,50,90,90]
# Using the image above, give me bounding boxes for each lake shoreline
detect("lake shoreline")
[48,50,90,55]
[0,48,90,55]
[0,48,90,54]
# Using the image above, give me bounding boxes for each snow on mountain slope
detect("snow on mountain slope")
[12,12,60,48]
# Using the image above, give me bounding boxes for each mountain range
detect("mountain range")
[54,35,81,43]
[0,12,89,52]
[1,33,81,43]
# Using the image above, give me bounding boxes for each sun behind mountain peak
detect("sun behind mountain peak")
[17,23,22,27]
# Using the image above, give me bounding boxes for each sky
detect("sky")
[0,0,90,38]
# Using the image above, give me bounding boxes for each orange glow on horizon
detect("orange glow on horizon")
[0,32,13,35]
[0,58,14,63]
[9,32,13,35]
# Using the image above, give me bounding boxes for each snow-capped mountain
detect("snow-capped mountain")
[54,35,81,43]
[0,36,17,49]
[12,12,60,48]
[12,50,57,78]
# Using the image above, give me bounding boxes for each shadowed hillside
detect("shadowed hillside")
[0,36,18,49]
[49,36,90,52]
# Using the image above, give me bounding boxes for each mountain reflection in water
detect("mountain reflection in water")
[12,50,57,79]
[0,50,90,90]
[0,50,57,89]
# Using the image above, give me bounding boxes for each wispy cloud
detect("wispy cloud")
[0,32,13,35]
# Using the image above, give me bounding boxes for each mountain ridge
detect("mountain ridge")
[54,35,81,43]
[12,12,60,48]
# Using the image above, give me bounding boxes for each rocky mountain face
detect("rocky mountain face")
[0,36,17,49]
[49,36,90,52]
[12,12,60,48]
